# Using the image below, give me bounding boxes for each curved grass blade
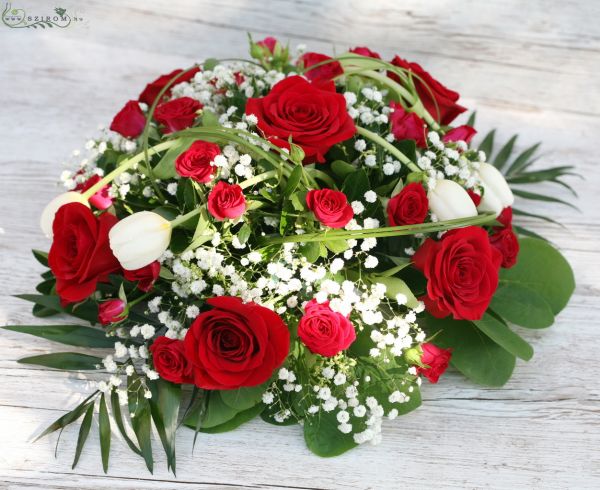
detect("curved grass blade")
[512,188,578,210]
[110,390,142,456]
[493,134,517,170]
[99,393,111,473]
[34,391,98,441]
[506,142,541,176]
[478,129,495,157]
[72,403,94,469]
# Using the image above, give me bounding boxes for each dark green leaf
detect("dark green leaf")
[493,134,517,170]
[35,278,55,295]
[16,294,99,324]
[99,393,111,473]
[220,383,267,411]
[371,275,418,308]
[512,208,565,227]
[3,324,114,348]
[110,390,142,456]
[473,313,534,361]
[324,239,349,254]
[478,129,496,157]
[128,376,153,473]
[342,169,369,203]
[283,165,303,198]
[153,138,195,180]
[186,392,239,429]
[330,160,356,179]
[304,411,357,457]
[512,188,578,210]
[35,392,98,441]
[299,241,321,263]
[148,379,181,474]
[395,139,417,164]
[188,403,264,434]
[32,249,49,267]
[506,142,541,176]
[32,303,60,318]
[491,284,555,329]
[513,225,548,241]
[19,352,101,370]
[466,111,476,127]
[203,58,219,70]
[72,403,94,469]
[507,165,576,184]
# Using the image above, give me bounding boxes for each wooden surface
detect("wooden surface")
[1,1,599,488]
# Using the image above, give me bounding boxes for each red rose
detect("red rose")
[467,189,482,207]
[413,226,502,320]
[297,52,344,83]
[246,76,355,163]
[48,203,120,304]
[416,343,452,383]
[387,183,429,226]
[389,101,426,148]
[98,299,126,325]
[297,300,356,357]
[75,174,113,210]
[490,227,519,268]
[306,189,354,229]
[257,36,278,53]
[139,68,200,106]
[150,336,193,385]
[390,56,466,125]
[154,97,202,133]
[109,100,146,138]
[124,261,160,292]
[443,125,476,144]
[175,140,220,183]
[349,46,381,59]
[184,296,290,390]
[496,206,513,228]
[207,181,246,220]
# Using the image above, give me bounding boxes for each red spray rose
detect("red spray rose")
[98,299,126,325]
[175,140,220,183]
[416,343,452,383]
[443,125,477,144]
[184,296,290,390]
[467,189,482,207]
[257,36,278,53]
[109,100,146,138]
[389,102,427,148]
[207,181,246,220]
[496,206,513,228]
[75,174,113,210]
[390,56,466,125]
[387,183,429,226]
[48,203,121,305]
[490,227,520,268]
[124,261,161,292]
[297,52,344,83]
[150,336,193,384]
[306,189,354,229]
[139,68,200,106]
[297,300,356,357]
[413,226,502,320]
[349,46,381,59]
[154,97,202,133]
[246,76,355,163]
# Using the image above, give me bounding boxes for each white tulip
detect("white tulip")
[477,162,514,216]
[109,211,172,270]
[428,179,478,221]
[40,191,90,238]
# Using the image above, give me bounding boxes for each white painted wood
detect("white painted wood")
[0,0,599,488]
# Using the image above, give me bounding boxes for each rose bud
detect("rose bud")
[297,52,343,83]
[75,174,113,210]
[109,211,171,270]
[349,46,381,59]
[389,102,427,148]
[427,179,477,221]
[442,125,477,144]
[124,261,161,292]
[477,162,514,216]
[416,343,452,383]
[98,299,127,325]
[109,100,146,139]
[40,191,90,238]
[207,181,247,220]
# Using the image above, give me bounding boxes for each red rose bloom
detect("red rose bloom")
[109,100,146,138]
[390,56,466,125]
[443,125,477,144]
[184,296,290,390]
[257,36,278,53]
[124,260,160,292]
[416,343,452,383]
[207,181,246,220]
[467,189,482,207]
[496,206,513,228]
[74,174,113,210]
[246,76,355,163]
[413,226,502,320]
[297,52,344,83]
[98,299,126,325]
[349,46,381,59]
[306,189,354,229]
[139,68,200,106]
[151,336,193,385]
[175,140,220,183]
[490,227,519,268]
[389,102,426,148]
[48,203,121,305]
[387,183,429,226]
[297,300,356,357]
[154,97,202,133]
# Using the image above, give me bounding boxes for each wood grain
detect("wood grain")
[0,1,599,488]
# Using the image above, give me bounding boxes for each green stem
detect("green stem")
[82,140,177,200]
[170,206,204,229]
[355,126,420,172]
[238,170,279,189]
[127,292,151,308]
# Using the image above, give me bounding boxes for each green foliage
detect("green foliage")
[99,394,111,473]
[18,352,101,370]
[220,383,267,411]
[304,410,357,457]
[72,403,94,469]
[3,324,114,348]
[128,375,154,473]
[153,138,195,179]
[472,313,533,361]
[491,284,554,329]
[148,378,181,473]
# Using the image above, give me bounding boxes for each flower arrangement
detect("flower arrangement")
[6,36,575,471]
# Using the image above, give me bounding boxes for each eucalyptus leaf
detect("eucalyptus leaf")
[220,383,267,411]
[472,313,534,361]
[370,275,418,308]
[304,411,357,457]
[491,284,555,329]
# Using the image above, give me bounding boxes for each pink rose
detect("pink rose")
[98,299,126,325]
[389,102,427,148]
[443,125,477,144]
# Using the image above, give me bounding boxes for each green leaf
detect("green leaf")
[472,313,533,361]
[331,160,356,179]
[194,403,263,434]
[32,249,49,267]
[72,403,94,469]
[203,58,219,70]
[32,303,60,318]
[99,393,111,473]
[395,139,417,164]
[466,111,476,127]
[506,165,576,184]
[506,142,541,176]
[16,294,99,324]
[153,138,194,180]
[423,315,516,387]
[478,129,496,157]
[304,411,357,457]
[493,134,517,170]
[283,165,303,198]
[3,324,114,348]
[148,379,181,474]
[18,352,101,370]
[128,376,153,473]
[220,383,267,411]
[110,390,142,456]
[196,392,239,429]
[299,241,321,263]
[491,284,555,329]
[499,237,575,315]
[201,109,220,127]
[512,188,578,210]
[342,169,369,203]
[324,239,349,254]
[370,275,418,308]
[512,208,565,228]
[35,392,97,441]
